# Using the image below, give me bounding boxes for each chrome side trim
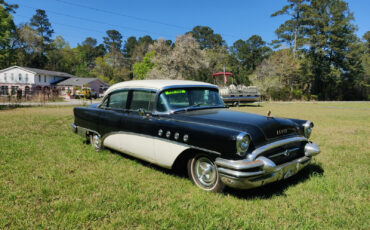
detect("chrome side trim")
[72,125,221,156]
[247,136,308,161]
[101,131,221,156]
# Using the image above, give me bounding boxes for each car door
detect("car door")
[120,90,157,162]
[98,89,129,139]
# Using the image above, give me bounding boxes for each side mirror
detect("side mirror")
[138,108,146,116]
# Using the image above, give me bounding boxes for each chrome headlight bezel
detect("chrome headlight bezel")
[303,121,314,138]
[236,132,251,156]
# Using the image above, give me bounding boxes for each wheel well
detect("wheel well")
[171,148,218,175]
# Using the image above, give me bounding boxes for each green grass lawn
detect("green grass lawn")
[0,102,369,229]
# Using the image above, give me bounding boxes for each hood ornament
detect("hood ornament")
[267,110,272,118]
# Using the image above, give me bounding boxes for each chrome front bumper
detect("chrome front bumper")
[215,142,320,189]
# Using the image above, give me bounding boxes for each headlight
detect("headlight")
[303,121,314,138]
[236,132,251,156]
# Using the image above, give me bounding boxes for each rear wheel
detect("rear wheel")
[187,154,224,192]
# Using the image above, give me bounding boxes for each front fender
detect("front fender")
[287,118,311,137]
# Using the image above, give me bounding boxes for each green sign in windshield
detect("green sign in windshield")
[164,89,186,95]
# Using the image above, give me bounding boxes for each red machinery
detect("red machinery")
[212,72,234,85]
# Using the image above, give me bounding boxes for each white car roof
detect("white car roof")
[104,80,217,95]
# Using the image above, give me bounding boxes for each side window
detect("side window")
[108,91,128,109]
[130,90,156,112]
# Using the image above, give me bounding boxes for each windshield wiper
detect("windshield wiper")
[172,104,226,114]
[189,103,201,108]
[182,103,203,111]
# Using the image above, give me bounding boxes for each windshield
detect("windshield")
[157,88,225,112]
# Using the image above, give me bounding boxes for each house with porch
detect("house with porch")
[56,77,109,98]
[0,66,108,98]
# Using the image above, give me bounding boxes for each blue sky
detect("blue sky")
[7,0,370,47]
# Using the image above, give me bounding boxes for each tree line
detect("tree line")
[0,0,369,100]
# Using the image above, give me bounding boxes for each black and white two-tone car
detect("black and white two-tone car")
[72,80,320,192]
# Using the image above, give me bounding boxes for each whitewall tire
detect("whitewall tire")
[187,154,224,192]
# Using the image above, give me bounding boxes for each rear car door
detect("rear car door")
[121,90,157,162]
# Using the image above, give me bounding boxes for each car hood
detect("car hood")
[170,108,300,144]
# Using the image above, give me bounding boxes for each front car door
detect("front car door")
[111,89,157,162]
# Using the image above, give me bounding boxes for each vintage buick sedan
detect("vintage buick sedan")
[72,80,320,192]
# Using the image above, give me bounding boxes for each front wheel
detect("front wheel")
[187,154,224,192]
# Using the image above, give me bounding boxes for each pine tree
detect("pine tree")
[271,0,310,55]
[0,1,17,68]
[305,0,360,99]
[30,9,54,42]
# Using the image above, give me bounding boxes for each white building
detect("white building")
[0,66,108,97]
[0,66,76,96]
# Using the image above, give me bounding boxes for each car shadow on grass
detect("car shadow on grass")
[224,163,324,199]
[108,148,324,198]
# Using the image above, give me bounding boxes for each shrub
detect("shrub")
[292,89,303,100]
[310,94,318,101]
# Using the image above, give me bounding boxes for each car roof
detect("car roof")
[104,80,217,95]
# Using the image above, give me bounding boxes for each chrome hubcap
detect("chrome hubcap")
[194,157,217,187]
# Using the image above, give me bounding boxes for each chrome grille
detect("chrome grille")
[261,142,305,165]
